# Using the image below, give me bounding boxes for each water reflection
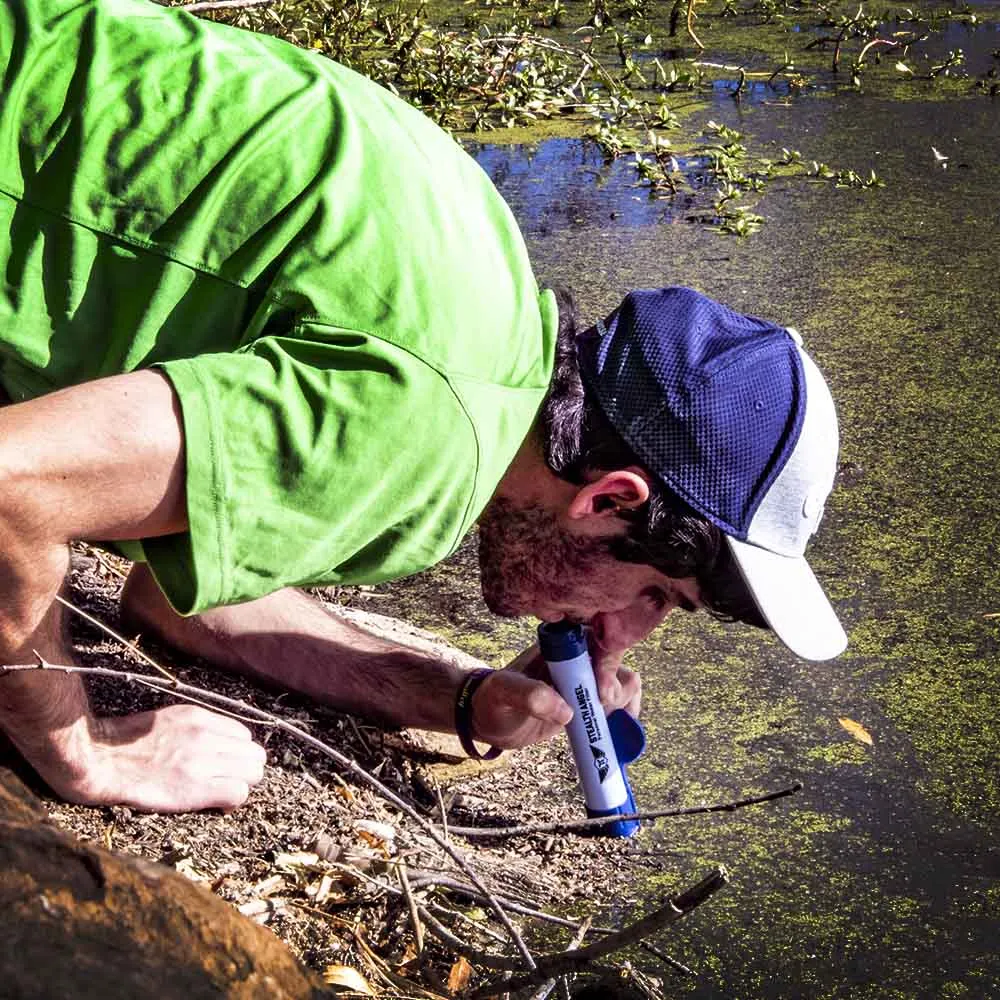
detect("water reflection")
[469,138,713,231]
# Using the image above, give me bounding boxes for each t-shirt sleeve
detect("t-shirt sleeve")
[139,325,479,614]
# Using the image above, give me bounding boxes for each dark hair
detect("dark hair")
[539,287,768,629]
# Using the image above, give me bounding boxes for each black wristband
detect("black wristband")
[454,669,503,761]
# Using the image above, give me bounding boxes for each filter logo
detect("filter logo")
[589,742,610,784]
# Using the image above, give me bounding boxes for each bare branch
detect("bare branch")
[408,873,617,934]
[855,37,901,68]
[446,783,803,838]
[687,0,705,50]
[639,940,694,977]
[474,867,729,997]
[396,861,425,956]
[54,593,176,682]
[529,918,591,1000]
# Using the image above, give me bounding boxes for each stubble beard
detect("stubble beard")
[477,496,611,619]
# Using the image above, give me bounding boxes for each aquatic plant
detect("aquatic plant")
[190,0,977,233]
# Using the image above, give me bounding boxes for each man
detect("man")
[0,0,846,814]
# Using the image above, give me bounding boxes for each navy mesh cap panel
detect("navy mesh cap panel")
[577,288,806,539]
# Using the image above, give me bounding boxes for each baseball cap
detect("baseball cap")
[576,287,847,661]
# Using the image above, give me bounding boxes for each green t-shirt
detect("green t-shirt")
[0,0,557,613]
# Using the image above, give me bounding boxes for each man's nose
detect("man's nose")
[589,600,674,655]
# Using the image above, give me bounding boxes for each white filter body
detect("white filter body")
[547,651,628,811]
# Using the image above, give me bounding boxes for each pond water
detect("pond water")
[464,16,1000,1000]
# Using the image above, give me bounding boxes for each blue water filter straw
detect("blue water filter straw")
[537,622,646,838]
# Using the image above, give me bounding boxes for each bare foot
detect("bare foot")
[65,704,267,812]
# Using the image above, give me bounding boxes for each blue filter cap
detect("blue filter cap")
[607,708,646,764]
[537,621,588,661]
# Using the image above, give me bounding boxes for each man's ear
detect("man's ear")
[567,468,651,521]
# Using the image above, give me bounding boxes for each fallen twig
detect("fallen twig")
[326,862,509,945]
[435,778,450,845]
[446,783,802,838]
[855,37,901,69]
[529,918,591,1000]
[415,898,525,970]
[473,867,729,997]
[55,593,176,682]
[397,861,426,956]
[639,940,694,977]
[686,0,704,50]
[408,873,617,934]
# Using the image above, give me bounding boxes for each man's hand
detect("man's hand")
[61,705,266,813]
[469,668,572,748]
[468,639,642,749]
[589,644,642,718]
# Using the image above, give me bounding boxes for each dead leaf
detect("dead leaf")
[838,717,874,746]
[273,851,321,871]
[339,847,386,872]
[237,898,285,925]
[173,857,213,883]
[354,821,395,857]
[356,829,382,850]
[312,832,341,862]
[209,874,233,894]
[323,964,374,995]
[398,939,420,967]
[306,873,341,905]
[355,820,396,844]
[447,956,473,993]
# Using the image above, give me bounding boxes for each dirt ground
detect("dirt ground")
[10,544,684,999]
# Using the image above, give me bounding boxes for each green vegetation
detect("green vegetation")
[190,0,998,233]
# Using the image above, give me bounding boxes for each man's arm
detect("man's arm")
[120,565,576,748]
[0,369,573,813]
[0,371,265,811]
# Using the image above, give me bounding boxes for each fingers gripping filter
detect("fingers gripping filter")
[577,287,847,661]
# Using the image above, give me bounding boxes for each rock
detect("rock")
[0,768,329,1000]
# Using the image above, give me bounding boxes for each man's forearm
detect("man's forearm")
[0,535,105,797]
[0,374,275,811]
[121,568,468,733]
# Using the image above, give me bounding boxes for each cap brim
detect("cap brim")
[726,536,847,661]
